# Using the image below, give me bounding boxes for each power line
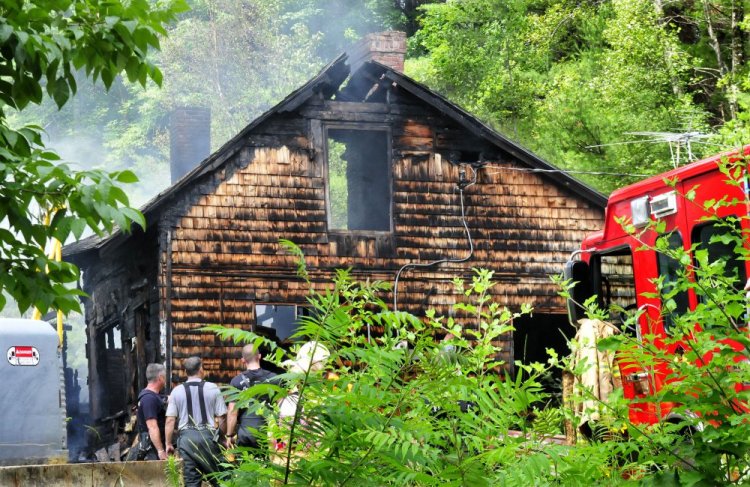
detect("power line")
[483,166,652,178]
[392,171,475,313]
[586,131,714,167]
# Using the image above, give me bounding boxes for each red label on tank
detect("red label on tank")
[15,346,32,357]
[7,346,40,366]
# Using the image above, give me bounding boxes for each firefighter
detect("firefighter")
[134,363,168,460]
[226,344,277,450]
[165,356,227,487]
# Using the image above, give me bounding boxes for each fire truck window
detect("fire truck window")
[327,128,391,231]
[693,221,747,296]
[254,304,310,343]
[656,232,690,334]
[594,250,637,332]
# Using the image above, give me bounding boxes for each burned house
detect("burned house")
[64,32,606,437]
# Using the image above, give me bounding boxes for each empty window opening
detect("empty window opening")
[96,324,127,417]
[591,248,637,333]
[326,128,390,231]
[106,325,122,350]
[255,304,311,343]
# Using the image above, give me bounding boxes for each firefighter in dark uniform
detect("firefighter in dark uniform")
[134,363,168,460]
[226,344,277,450]
[165,356,228,487]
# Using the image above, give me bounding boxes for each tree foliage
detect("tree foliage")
[0,0,186,315]
[411,0,750,192]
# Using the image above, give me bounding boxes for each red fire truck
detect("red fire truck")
[564,145,750,425]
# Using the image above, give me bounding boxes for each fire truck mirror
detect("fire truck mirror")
[564,260,592,325]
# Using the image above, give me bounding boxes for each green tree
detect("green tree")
[410,0,750,193]
[531,0,706,193]
[0,0,186,315]
[106,0,324,178]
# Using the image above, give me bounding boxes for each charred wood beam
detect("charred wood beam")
[364,83,390,104]
[336,67,385,101]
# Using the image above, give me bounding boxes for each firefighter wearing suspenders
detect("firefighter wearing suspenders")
[165,356,228,487]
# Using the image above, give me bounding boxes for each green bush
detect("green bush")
[208,244,639,485]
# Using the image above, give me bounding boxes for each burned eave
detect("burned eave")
[375,66,607,209]
[61,234,101,267]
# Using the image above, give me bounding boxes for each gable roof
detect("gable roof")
[64,53,606,259]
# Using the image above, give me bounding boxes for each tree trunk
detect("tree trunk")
[208,1,225,105]
[563,370,576,445]
[731,0,743,72]
[703,0,731,118]
[653,0,683,96]
[703,0,727,75]
[728,0,743,117]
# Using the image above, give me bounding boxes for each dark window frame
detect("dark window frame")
[323,124,393,234]
[253,303,311,343]
[691,219,747,297]
[655,231,690,335]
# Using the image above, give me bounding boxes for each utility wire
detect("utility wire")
[392,166,476,313]
[483,166,652,178]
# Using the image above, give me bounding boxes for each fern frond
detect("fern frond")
[199,325,278,351]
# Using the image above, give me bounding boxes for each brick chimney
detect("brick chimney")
[348,31,407,73]
[170,107,211,183]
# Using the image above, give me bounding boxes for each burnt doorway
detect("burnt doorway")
[92,323,128,419]
[513,314,574,400]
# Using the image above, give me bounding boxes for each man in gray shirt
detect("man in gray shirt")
[165,356,227,487]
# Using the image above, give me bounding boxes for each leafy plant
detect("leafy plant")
[210,243,637,486]
[0,0,187,315]
[165,453,183,487]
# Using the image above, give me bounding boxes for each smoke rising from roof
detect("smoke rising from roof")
[13,1,402,206]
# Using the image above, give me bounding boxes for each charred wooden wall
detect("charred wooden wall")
[161,92,604,384]
[76,229,161,424]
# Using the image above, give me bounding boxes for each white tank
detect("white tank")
[0,318,67,465]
